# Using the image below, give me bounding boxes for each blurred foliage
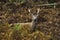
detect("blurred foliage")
[14,24,21,31]
[0,1,60,40]
[10,24,53,40]
[8,0,26,4]
[48,0,57,3]
[0,0,58,4]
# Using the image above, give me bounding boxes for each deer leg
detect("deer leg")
[30,19,37,33]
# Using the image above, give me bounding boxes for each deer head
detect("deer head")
[28,8,40,20]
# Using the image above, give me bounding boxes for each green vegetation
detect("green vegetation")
[14,24,21,31]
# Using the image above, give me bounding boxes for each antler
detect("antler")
[36,8,40,16]
[28,9,32,15]
[28,9,31,13]
[28,8,40,16]
[37,8,40,14]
